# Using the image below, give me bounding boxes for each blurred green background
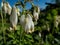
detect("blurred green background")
[0,0,60,45]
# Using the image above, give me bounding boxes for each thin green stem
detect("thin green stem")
[1,8,6,45]
[22,29,24,45]
[19,25,21,45]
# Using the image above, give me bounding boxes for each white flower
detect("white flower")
[10,6,18,30]
[20,14,34,33]
[7,2,12,15]
[39,32,41,37]
[33,6,40,24]
[24,14,34,33]
[16,7,20,16]
[2,2,8,13]
[27,14,32,21]
[38,6,40,14]
[33,11,39,22]
[20,15,25,27]
[1,2,12,15]
[1,2,3,7]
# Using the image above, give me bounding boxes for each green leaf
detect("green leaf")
[8,34,15,39]
[25,34,32,38]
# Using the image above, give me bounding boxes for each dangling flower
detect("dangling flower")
[33,6,40,25]
[2,2,8,14]
[10,6,18,30]
[37,6,40,14]
[33,11,39,25]
[7,2,12,15]
[20,14,34,33]
[16,7,20,16]
[27,14,32,21]
[24,14,34,33]
[1,2,12,15]
[20,15,25,27]
[33,11,39,21]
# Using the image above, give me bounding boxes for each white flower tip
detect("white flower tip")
[9,27,13,31]
[39,32,41,37]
